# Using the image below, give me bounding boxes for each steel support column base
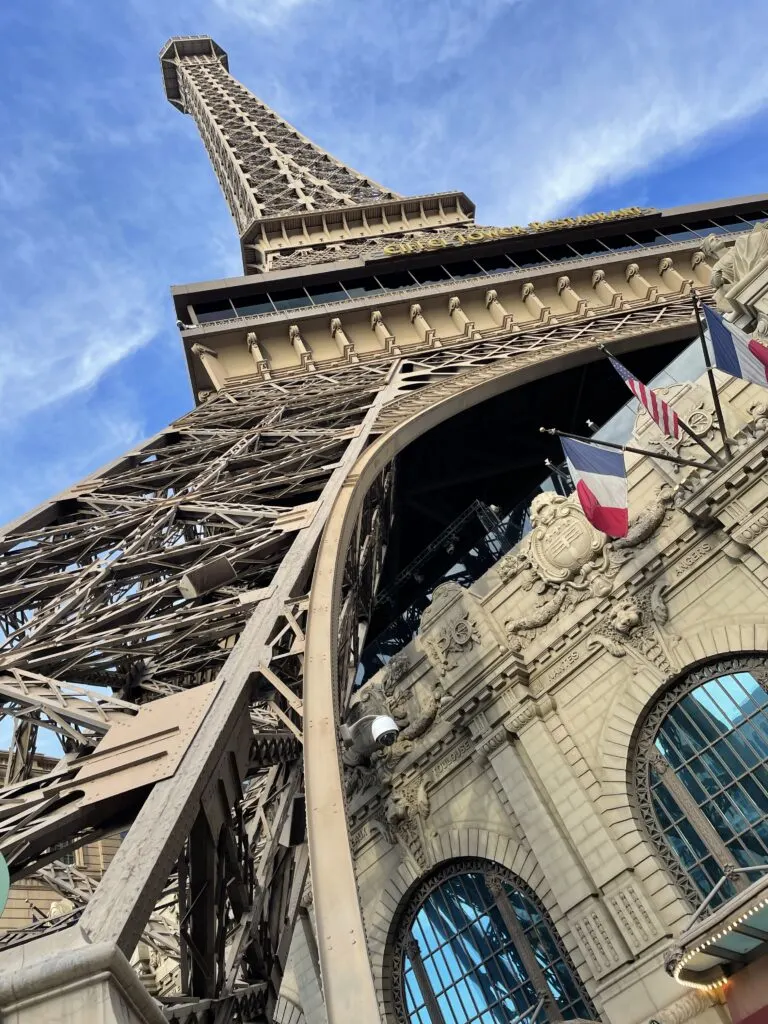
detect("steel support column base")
[0,935,165,1024]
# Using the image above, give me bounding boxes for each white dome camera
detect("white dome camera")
[370,715,399,748]
[340,714,400,761]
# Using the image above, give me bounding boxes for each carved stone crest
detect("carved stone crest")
[418,609,482,676]
[501,489,675,652]
[528,492,606,582]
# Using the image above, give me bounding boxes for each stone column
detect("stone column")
[482,698,670,984]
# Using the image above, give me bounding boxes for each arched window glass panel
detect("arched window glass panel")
[391,859,596,1023]
[635,659,768,910]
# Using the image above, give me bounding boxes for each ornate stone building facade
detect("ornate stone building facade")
[0,33,767,1024]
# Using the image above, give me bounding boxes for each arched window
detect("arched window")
[389,859,596,1023]
[634,658,768,909]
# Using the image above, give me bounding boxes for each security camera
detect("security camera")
[370,715,399,747]
[341,714,400,763]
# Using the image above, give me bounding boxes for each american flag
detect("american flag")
[607,354,680,439]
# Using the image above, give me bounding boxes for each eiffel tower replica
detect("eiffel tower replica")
[0,32,763,1024]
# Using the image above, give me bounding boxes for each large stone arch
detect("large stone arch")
[361,826,588,1022]
[302,330,687,1015]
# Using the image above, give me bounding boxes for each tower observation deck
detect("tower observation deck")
[0,28,768,1024]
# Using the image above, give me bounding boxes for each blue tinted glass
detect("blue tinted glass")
[401,868,592,1023]
[651,669,768,904]
[342,276,384,297]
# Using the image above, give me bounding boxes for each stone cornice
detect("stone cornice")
[183,232,715,338]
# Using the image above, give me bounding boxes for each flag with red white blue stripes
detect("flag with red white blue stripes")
[560,437,628,538]
[607,354,680,439]
[702,304,768,387]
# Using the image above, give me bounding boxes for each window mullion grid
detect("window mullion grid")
[486,874,564,1022]
[404,937,448,1024]
[651,753,748,892]
[673,697,768,857]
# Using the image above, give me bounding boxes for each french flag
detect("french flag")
[702,304,768,387]
[561,437,629,538]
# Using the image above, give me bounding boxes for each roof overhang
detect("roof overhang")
[667,873,768,992]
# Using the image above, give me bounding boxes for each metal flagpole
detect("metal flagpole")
[596,343,725,466]
[540,427,711,470]
[544,458,572,489]
[690,288,733,459]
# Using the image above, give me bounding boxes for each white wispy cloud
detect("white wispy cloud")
[2,0,768,528]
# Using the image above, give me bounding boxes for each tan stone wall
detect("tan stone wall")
[346,369,768,1024]
[190,243,712,390]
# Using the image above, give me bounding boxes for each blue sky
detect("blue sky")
[1,0,768,525]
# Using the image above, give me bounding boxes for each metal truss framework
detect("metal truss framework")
[0,294,704,1023]
[160,37,399,231]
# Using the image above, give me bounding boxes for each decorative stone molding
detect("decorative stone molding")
[690,249,711,284]
[416,582,502,688]
[191,343,226,391]
[653,990,721,1024]
[707,220,768,331]
[288,324,316,370]
[448,295,475,336]
[246,331,272,380]
[625,262,658,301]
[484,288,515,330]
[591,268,622,307]
[409,304,438,347]
[604,878,663,954]
[521,281,553,322]
[556,275,586,314]
[384,779,436,870]
[658,256,688,293]
[505,694,556,736]
[419,608,481,676]
[329,317,358,362]
[588,585,675,677]
[570,903,625,979]
[370,309,399,353]
[430,737,474,783]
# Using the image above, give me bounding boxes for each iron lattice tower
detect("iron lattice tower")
[0,32,737,1024]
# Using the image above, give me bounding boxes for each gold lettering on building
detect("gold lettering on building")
[382,207,651,257]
